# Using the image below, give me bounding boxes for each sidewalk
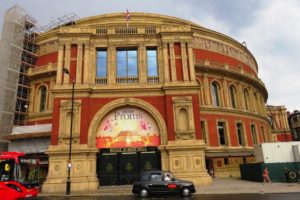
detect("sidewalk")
[196,177,300,194]
[40,178,300,197]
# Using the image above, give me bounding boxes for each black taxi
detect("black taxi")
[132,170,196,198]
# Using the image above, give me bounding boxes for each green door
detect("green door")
[119,152,139,185]
[97,148,161,186]
[139,151,160,171]
[97,153,118,186]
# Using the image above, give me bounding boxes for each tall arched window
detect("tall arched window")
[211,81,220,106]
[229,85,237,108]
[243,89,249,110]
[39,86,47,112]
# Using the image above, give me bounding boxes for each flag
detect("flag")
[126,9,130,28]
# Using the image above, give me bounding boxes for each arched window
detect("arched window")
[39,86,47,112]
[243,89,249,110]
[211,81,220,106]
[229,85,237,108]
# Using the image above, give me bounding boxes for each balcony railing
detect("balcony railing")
[95,77,107,84]
[27,63,57,76]
[147,76,159,83]
[116,77,139,83]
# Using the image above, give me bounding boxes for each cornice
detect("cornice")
[200,106,270,123]
[27,112,52,121]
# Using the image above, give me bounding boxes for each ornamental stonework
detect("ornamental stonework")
[193,37,256,71]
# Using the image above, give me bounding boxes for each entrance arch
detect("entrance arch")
[88,98,167,148]
[88,98,167,185]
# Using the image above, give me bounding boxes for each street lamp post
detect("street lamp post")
[63,68,75,195]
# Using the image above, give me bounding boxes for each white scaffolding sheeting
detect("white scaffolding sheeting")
[12,124,52,134]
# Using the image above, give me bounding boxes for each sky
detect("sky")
[0,0,299,112]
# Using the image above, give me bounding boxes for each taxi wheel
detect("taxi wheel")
[182,187,191,197]
[139,188,148,198]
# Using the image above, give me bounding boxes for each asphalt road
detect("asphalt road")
[30,193,300,200]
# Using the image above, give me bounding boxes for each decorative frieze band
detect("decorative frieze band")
[193,37,257,73]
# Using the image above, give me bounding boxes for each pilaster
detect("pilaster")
[203,73,211,105]
[187,42,196,81]
[181,42,189,81]
[139,44,147,83]
[56,44,64,84]
[107,45,116,84]
[83,43,90,83]
[222,78,229,107]
[169,43,177,81]
[63,44,71,84]
[89,44,96,84]
[76,43,83,84]
[162,42,170,82]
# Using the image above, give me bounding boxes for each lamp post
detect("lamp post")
[63,68,75,195]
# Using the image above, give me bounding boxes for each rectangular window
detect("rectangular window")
[96,49,107,77]
[201,121,207,143]
[117,48,138,78]
[236,123,244,146]
[147,48,158,76]
[251,125,258,145]
[218,122,227,145]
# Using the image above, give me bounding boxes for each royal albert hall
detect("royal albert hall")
[29,13,271,192]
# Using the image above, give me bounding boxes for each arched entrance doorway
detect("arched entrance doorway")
[96,105,162,185]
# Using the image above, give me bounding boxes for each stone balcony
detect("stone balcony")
[27,63,57,77]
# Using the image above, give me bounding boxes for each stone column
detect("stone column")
[83,43,90,84]
[169,42,177,82]
[203,73,211,105]
[89,44,96,84]
[180,42,189,81]
[76,43,83,84]
[139,44,147,83]
[107,45,116,85]
[157,45,163,82]
[222,78,229,107]
[48,80,54,110]
[162,42,170,82]
[237,83,244,109]
[63,44,71,84]
[187,42,196,81]
[199,83,205,106]
[56,44,64,84]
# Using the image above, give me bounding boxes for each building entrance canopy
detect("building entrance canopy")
[96,107,160,148]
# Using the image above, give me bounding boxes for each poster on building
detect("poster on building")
[96,107,160,148]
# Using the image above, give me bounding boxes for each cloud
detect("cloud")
[234,0,300,111]
[0,0,299,111]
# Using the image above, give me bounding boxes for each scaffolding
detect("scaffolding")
[0,6,38,135]
[0,6,79,135]
[14,14,38,126]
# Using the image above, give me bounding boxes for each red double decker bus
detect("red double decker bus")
[0,152,39,199]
